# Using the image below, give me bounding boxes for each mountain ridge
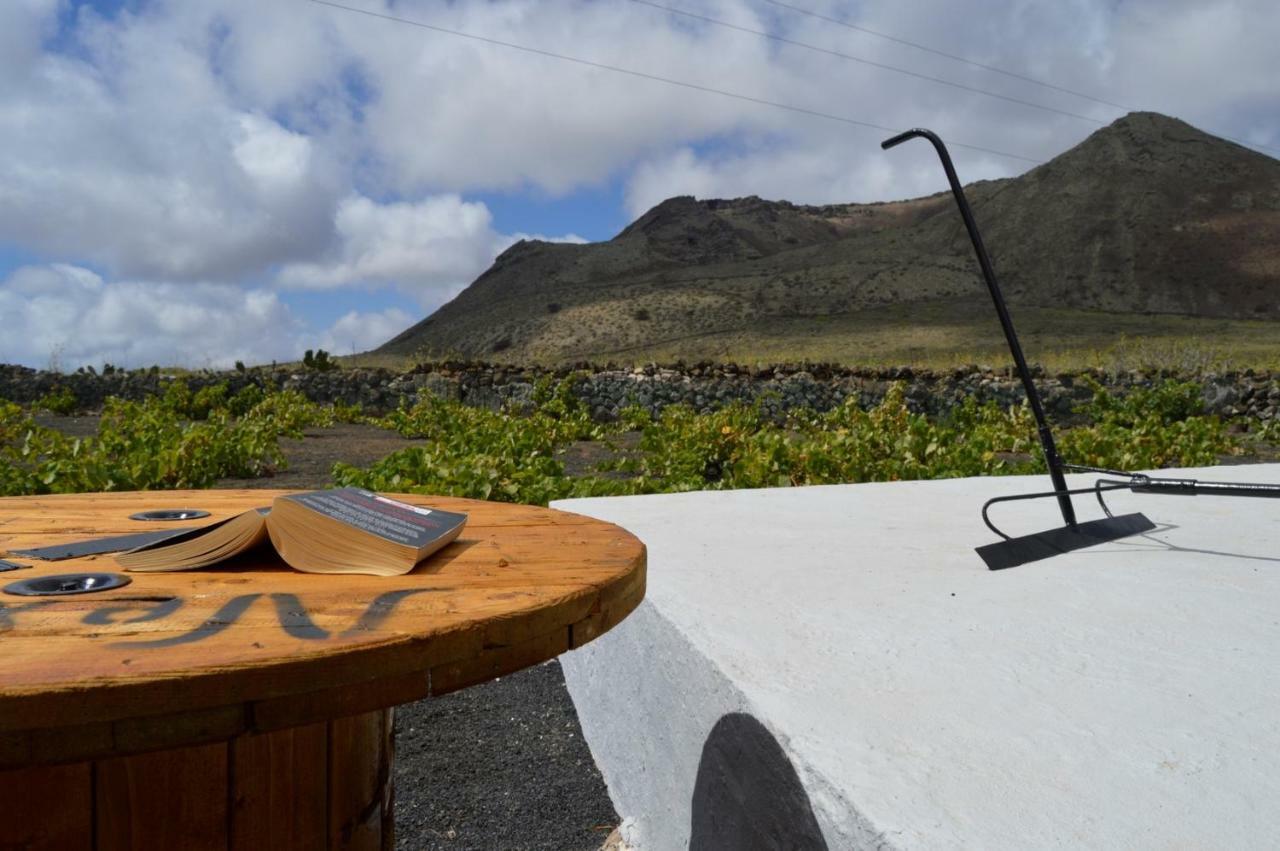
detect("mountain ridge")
[379,112,1280,362]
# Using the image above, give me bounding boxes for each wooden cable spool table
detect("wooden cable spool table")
[0,490,645,850]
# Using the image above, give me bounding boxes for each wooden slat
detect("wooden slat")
[0,718,112,770]
[231,723,328,851]
[112,703,247,756]
[95,741,228,851]
[0,761,91,850]
[429,628,571,696]
[0,717,394,850]
[251,671,427,733]
[381,712,395,851]
[327,710,392,851]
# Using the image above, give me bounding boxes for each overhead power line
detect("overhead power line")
[627,0,1105,126]
[763,0,1280,157]
[760,0,1130,111]
[307,0,1044,164]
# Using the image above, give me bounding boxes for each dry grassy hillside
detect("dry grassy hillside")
[377,112,1280,366]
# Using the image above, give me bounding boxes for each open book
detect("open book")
[117,488,467,577]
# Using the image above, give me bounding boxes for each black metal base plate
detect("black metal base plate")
[976,513,1156,570]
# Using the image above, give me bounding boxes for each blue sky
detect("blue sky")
[479,183,631,244]
[0,0,1276,369]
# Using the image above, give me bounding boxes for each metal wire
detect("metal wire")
[627,0,1105,125]
[762,0,1280,157]
[760,0,1132,109]
[981,479,1134,541]
[307,0,1044,164]
[1061,463,1132,477]
[983,469,1280,540]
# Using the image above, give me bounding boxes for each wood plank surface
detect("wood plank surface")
[230,722,328,851]
[0,712,393,850]
[0,761,92,850]
[0,491,645,764]
[328,710,393,851]
[95,742,228,851]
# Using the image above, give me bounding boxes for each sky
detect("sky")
[1,0,1277,369]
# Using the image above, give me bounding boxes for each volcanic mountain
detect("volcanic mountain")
[378,112,1280,363]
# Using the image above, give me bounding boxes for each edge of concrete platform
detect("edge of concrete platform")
[562,598,890,850]
[556,467,1280,848]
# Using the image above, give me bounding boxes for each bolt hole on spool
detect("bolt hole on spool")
[3,573,132,596]
[881,128,1280,570]
[129,509,211,522]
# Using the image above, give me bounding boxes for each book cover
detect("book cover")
[116,490,467,576]
[277,489,468,550]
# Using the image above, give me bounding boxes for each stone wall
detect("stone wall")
[0,361,1274,421]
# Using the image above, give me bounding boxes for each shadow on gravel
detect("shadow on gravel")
[690,713,827,851]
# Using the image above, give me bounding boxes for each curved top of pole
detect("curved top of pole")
[879,126,1078,529]
[881,128,963,187]
[880,128,940,150]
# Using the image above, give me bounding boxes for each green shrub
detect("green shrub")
[1058,377,1233,469]
[0,395,284,495]
[36,386,78,416]
[332,399,367,424]
[0,378,1247,504]
[303,349,339,371]
[243,389,335,436]
[228,383,266,417]
[606,386,1043,492]
[337,379,614,503]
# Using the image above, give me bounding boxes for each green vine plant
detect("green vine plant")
[0,377,1250,504]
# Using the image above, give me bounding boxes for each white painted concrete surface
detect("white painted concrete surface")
[555,464,1280,850]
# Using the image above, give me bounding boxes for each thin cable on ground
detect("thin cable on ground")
[628,0,1105,126]
[306,0,1044,164]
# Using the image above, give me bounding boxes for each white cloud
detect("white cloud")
[0,264,424,369]
[619,0,1280,214]
[0,0,1277,367]
[344,0,783,195]
[0,0,58,77]
[507,231,588,245]
[0,265,303,369]
[5,0,1277,255]
[0,36,342,281]
[315,307,416,356]
[277,194,502,294]
[233,113,314,189]
[278,194,585,306]
[623,138,1014,217]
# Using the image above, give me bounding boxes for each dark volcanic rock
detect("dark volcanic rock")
[7,361,1279,422]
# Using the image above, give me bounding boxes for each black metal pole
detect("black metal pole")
[882,128,1077,529]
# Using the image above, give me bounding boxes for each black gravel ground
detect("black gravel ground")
[394,660,619,851]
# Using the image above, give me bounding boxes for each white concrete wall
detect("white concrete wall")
[563,599,886,849]
[556,465,1280,849]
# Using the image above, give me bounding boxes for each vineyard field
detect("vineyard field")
[6,376,1279,504]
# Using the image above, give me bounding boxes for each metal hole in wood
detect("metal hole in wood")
[129,509,210,522]
[3,573,132,596]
